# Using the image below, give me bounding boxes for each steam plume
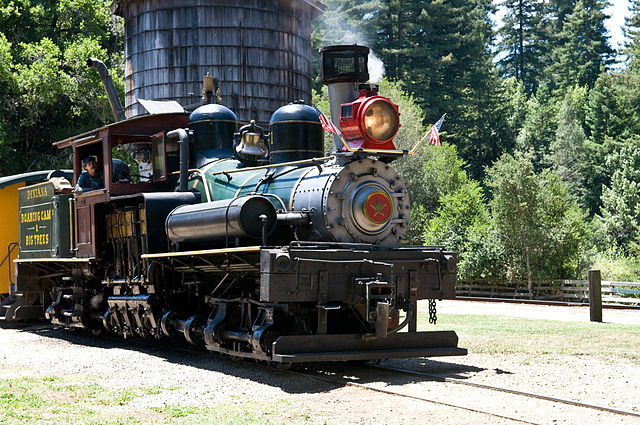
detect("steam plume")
[318,11,386,83]
[368,51,386,83]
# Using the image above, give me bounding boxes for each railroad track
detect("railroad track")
[281,362,640,425]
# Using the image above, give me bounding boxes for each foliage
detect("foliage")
[625,0,640,71]
[497,0,549,93]
[597,137,640,250]
[0,0,123,175]
[423,179,500,279]
[590,246,640,282]
[547,0,614,91]
[514,86,558,171]
[549,86,588,206]
[487,152,588,289]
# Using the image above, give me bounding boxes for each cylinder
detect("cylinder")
[269,103,324,164]
[166,195,277,245]
[112,0,325,124]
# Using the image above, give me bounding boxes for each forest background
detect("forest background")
[1,0,640,286]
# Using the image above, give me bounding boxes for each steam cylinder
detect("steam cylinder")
[165,195,277,245]
[112,0,325,124]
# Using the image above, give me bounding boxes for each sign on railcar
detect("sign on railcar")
[18,182,73,259]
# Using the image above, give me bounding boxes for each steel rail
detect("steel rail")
[369,364,640,419]
[283,368,544,425]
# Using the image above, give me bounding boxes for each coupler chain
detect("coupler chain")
[428,299,437,325]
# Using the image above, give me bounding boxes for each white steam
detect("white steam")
[367,51,386,83]
[317,11,386,83]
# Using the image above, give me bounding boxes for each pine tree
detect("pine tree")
[403,0,509,180]
[548,0,576,32]
[625,0,640,70]
[549,0,613,91]
[514,86,558,170]
[498,0,549,93]
[598,138,640,250]
[550,86,588,205]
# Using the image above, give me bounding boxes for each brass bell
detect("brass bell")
[234,120,268,162]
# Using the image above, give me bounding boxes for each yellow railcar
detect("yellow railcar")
[0,171,72,297]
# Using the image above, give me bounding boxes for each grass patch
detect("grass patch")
[0,376,319,425]
[421,313,640,363]
[0,376,177,425]
[150,399,314,425]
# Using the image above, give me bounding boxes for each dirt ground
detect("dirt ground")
[1,301,639,425]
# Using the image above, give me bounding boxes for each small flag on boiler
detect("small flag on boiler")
[429,113,446,146]
[313,105,341,135]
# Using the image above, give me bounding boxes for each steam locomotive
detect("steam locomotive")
[0,45,466,363]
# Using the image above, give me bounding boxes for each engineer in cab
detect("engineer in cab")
[74,155,131,193]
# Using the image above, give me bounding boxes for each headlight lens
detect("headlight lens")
[363,100,400,141]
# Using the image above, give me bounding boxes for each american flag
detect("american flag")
[313,105,341,135]
[429,113,446,146]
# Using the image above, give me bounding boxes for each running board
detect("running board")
[271,331,467,363]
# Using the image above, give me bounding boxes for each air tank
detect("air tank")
[111,0,326,124]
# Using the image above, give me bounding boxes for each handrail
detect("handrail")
[0,242,18,285]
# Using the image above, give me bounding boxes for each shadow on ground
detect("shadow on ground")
[6,322,488,395]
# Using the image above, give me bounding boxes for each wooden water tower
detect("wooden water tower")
[111,0,325,124]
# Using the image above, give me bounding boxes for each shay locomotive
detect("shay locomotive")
[0,30,466,363]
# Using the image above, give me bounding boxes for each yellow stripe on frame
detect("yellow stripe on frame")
[142,246,261,259]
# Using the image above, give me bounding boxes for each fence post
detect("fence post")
[588,270,602,323]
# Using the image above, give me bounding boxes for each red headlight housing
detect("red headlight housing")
[339,90,401,150]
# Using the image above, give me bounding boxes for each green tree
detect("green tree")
[423,179,495,278]
[624,0,640,71]
[548,0,576,31]
[498,0,549,93]
[0,0,123,175]
[550,86,588,205]
[548,0,613,91]
[579,74,638,215]
[598,138,640,251]
[487,152,587,293]
[514,86,558,170]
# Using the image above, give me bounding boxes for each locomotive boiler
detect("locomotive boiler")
[0,0,466,363]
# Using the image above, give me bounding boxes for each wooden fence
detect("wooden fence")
[456,279,640,306]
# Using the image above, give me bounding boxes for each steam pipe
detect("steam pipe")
[167,128,191,191]
[86,58,126,122]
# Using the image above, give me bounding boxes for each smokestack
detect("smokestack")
[87,58,126,122]
[319,45,370,151]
